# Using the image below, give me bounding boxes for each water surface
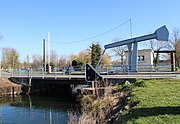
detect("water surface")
[0,95,76,124]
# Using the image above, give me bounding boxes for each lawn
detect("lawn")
[121,78,180,124]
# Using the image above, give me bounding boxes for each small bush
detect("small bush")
[133,80,146,87]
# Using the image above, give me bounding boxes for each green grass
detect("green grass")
[121,78,180,124]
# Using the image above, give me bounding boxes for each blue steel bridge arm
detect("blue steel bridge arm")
[98,25,169,72]
[104,25,169,49]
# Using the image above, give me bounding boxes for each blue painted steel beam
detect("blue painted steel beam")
[104,25,169,49]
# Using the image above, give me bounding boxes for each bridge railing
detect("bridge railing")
[6,64,177,78]
[95,64,176,74]
[8,66,86,78]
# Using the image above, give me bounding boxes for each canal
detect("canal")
[0,95,77,124]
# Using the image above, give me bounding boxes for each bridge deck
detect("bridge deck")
[9,72,180,80]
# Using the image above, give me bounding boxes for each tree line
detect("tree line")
[0,43,111,70]
[1,28,180,70]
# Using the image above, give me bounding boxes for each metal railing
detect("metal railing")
[1,64,177,78]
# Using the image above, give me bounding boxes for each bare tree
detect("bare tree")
[145,39,168,65]
[50,49,58,66]
[168,28,180,67]
[23,54,31,69]
[112,46,126,65]
[58,55,69,67]
[1,47,20,69]
[31,54,42,68]
[111,38,127,65]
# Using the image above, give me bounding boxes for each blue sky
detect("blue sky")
[0,0,180,61]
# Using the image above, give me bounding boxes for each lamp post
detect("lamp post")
[48,32,51,74]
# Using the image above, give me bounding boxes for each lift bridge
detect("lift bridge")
[86,25,169,83]
[9,25,170,94]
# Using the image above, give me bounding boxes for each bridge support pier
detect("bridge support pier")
[24,79,74,97]
[26,78,32,95]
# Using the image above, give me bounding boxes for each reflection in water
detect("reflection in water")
[0,106,2,124]
[0,95,76,124]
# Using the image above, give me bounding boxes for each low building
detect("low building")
[125,49,153,65]
[123,49,176,72]
[125,49,154,71]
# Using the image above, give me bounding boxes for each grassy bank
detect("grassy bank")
[120,78,180,124]
[68,81,131,124]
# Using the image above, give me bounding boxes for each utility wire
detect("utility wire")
[129,19,133,38]
[53,19,131,44]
